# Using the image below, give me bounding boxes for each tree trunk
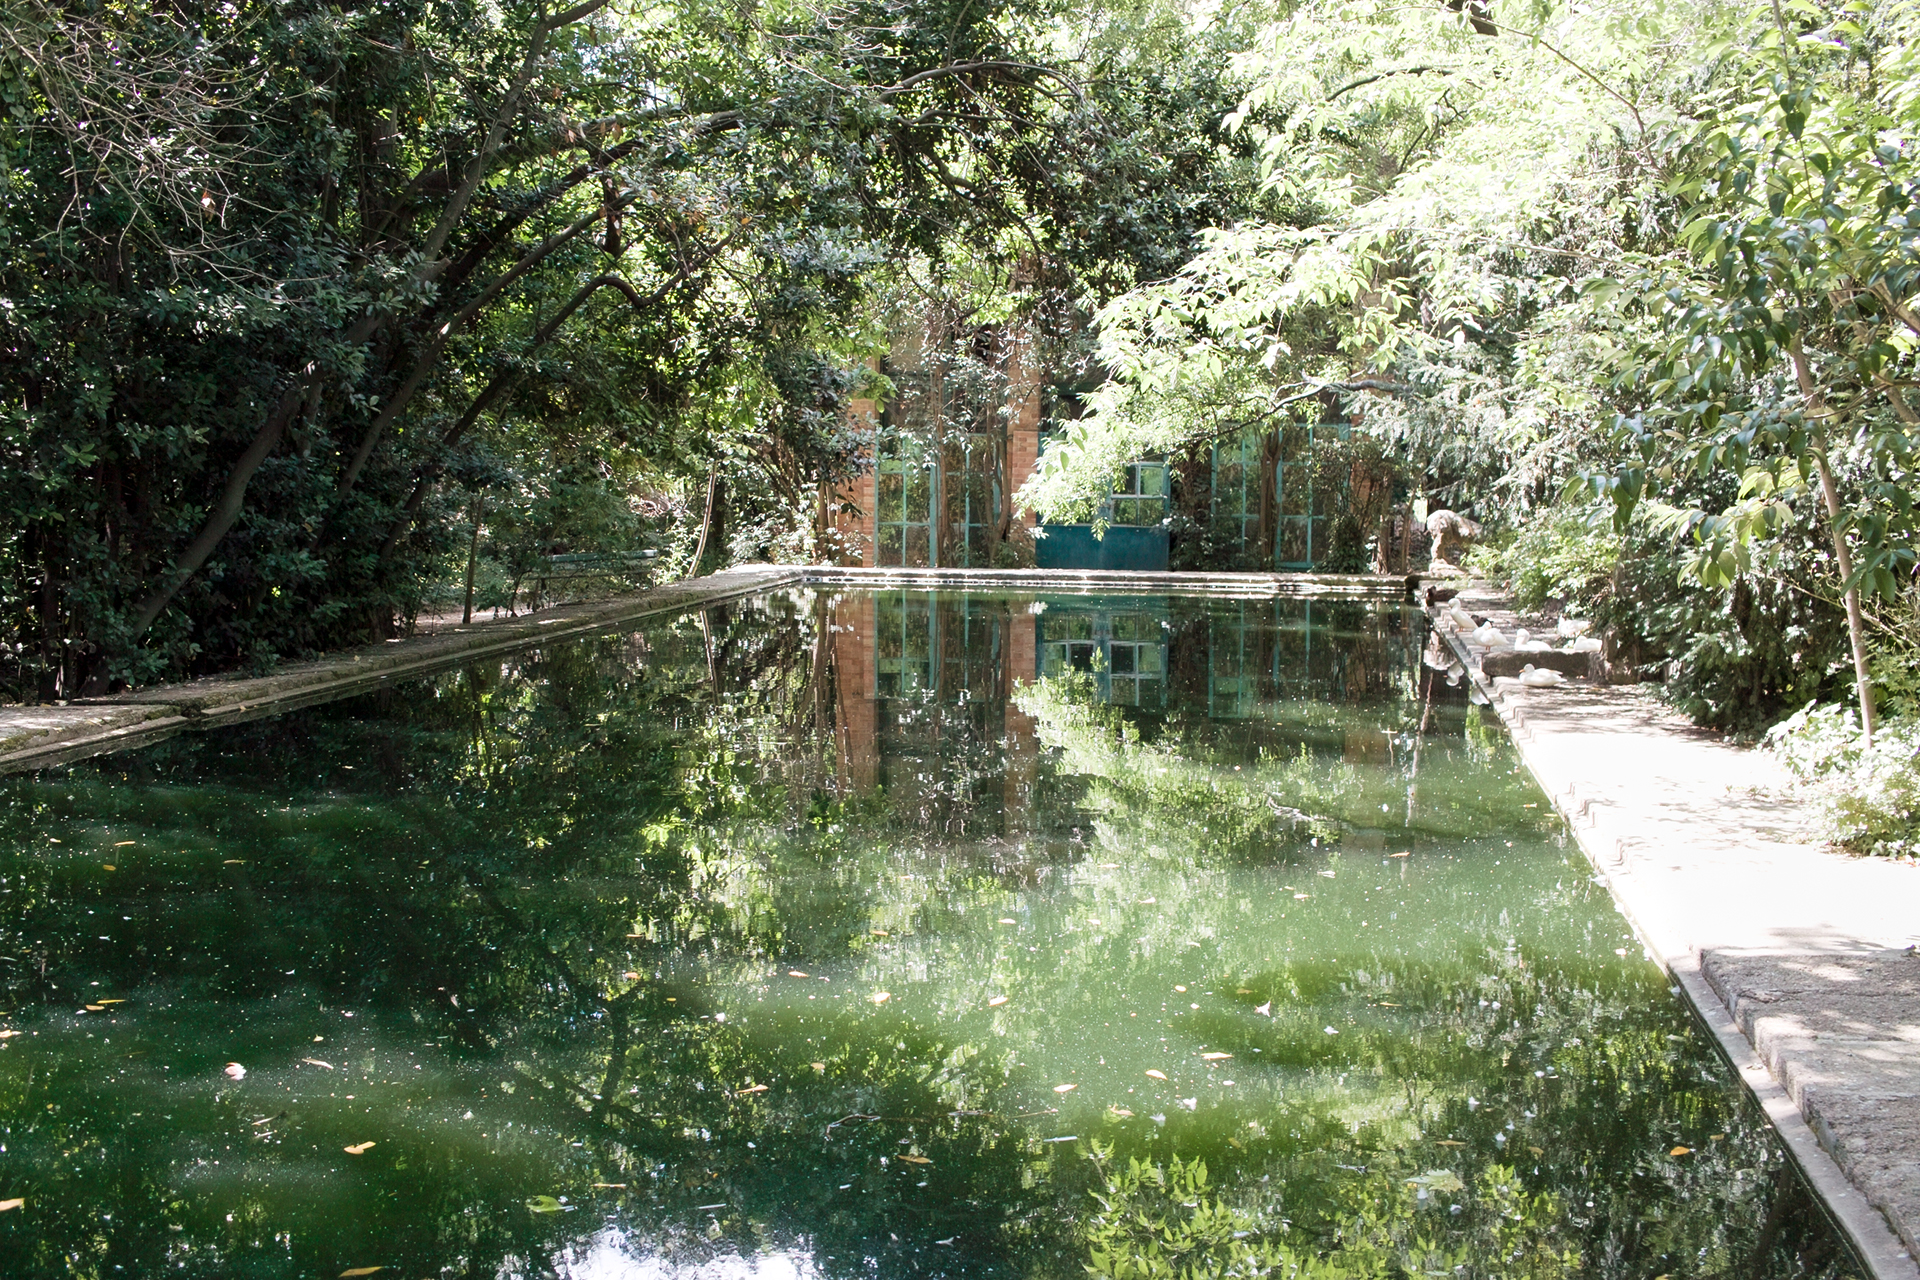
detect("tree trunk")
[129,380,309,637]
[1790,339,1877,743]
[1812,440,1877,743]
[688,464,719,577]
[462,495,485,624]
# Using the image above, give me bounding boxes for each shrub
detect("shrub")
[1768,704,1920,857]
[1466,502,1618,613]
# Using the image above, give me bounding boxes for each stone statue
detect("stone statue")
[1426,509,1481,567]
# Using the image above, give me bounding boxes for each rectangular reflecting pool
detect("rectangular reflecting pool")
[0,590,1861,1278]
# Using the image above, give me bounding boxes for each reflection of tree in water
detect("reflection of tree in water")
[0,593,1859,1279]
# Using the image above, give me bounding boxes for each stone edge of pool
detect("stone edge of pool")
[0,566,1409,774]
[1431,589,1920,1280]
[0,565,815,773]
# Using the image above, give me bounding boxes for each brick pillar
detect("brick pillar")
[831,395,880,566]
[1005,330,1042,529]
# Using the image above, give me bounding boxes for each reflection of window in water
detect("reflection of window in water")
[871,593,1007,707]
[1208,603,1257,719]
[874,592,934,696]
[1039,609,1166,707]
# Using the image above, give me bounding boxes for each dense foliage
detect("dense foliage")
[1006,0,1917,845]
[0,0,1260,695]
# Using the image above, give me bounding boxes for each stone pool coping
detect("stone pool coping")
[1432,584,1920,1280]
[0,565,809,772]
[0,566,1408,773]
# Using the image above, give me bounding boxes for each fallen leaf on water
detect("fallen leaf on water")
[1108,1108,1134,1117]
[1390,851,1410,858]
[1434,1140,1465,1147]
[1200,1053,1232,1061]
[625,933,645,939]
[0,1199,22,1212]
[223,859,244,865]
[1709,1133,1725,1140]
[1374,1001,1400,1007]
[303,1058,335,1069]
[997,918,1016,925]
[787,970,809,978]
[102,865,115,872]
[592,1183,627,1189]
[1669,1146,1691,1157]
[622,972,640,981]
[339,1269,385,1277]
[1145,1070,1167,1080]
[1236,988,1252,994]
[870,930,889,937]
[525,1195,564,1214]
[1053,1083,1077,1093]
[1293,893,1310,900]
[1528,1146,1544,1156]
[223,1062,247,1080]
[344,1142,375,1155]
[870,992,890,1004]
[810,1062,826,1072]
[736,1084,769,1095]
[900,1154,932,1164]
[987,995,1008,1006]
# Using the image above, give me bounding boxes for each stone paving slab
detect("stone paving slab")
[1434,583,1920,1279]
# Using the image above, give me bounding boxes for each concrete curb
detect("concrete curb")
[1429,601,1920,1280]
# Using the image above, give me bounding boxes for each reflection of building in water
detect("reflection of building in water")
[825,593,1418,833]
[1192,599,1416,720]
[1036,607,1169,708]
[830,592,1041,834]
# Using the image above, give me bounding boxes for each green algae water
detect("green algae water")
[0,590,1859,1280]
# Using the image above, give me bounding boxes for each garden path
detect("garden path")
[1435,584,1920,1280]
